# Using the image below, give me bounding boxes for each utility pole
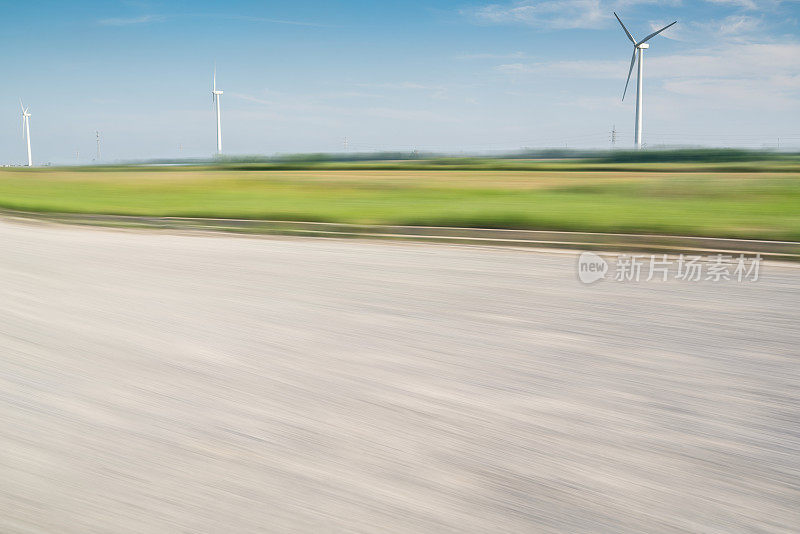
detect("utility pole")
[611,125,618,148]
[96,131,101,161]
[343,137,348,152]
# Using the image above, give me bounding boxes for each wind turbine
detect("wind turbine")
[614,13,677,149]
[212,65,223,155]
[20,99,32,167]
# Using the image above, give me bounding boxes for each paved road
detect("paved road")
[0,220,798,533]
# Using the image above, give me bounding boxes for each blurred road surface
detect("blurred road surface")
[0,220,798,533]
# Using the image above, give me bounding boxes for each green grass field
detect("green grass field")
[1,163,799,240]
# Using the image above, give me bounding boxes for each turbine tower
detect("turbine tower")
[212,66,223,155]
[614,13,677,149]
[20,100,32,167]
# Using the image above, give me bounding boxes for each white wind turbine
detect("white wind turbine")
[20,99,32,166]
[614,13,677,149]
[212,65,223,155]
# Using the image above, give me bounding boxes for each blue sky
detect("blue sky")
[1,0,799,163]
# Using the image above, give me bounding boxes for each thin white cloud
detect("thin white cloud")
[705,0,759,8]
[457,51,528,60]
[229,93,276,106]
[230,90,383,108]
[662,76,800,107]
[363,107,460,122]
[497,42,800,79]
[496,59,621,76]
[656,15,764,42]
[704,0,800,9]
[98,15,164,26]
[496,63,528,73]
[461,0,798,31]
[98,13,329,28]
[702,14,764,36]
[215,15,330,27]
[462,0,685,29]
[494,41,800,107]
[464,0,606,29]
[355,82,433,90]
[353,82,453,101]
[223,90,461,127]
[704,0,800,10]
[652,42,800,79]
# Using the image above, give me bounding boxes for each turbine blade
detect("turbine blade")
[614,12,636,44]
[19,98,25,113]
[638,20,677,45]
[622,48,637,101]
